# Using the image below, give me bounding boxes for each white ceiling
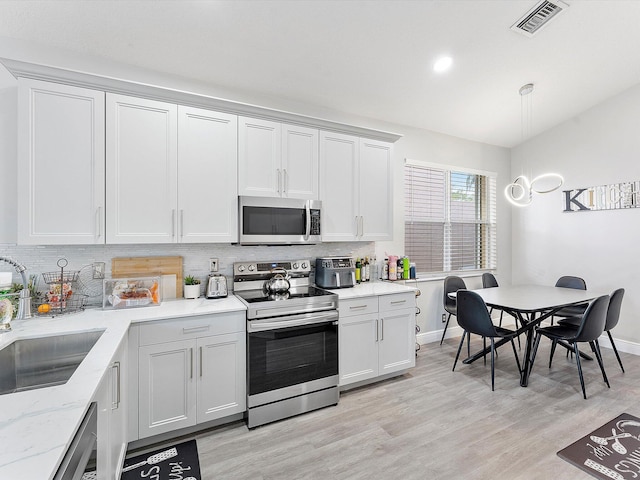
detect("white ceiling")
[1,0,640,148]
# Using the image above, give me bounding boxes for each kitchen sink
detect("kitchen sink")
[0,330,104,396]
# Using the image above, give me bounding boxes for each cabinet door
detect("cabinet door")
[238,117,281,197]
[108,340,127,480]
[196,332,246,424]
[319,131,359,241]
[18,78,105,244]
[338,313,378,386]
[359,138,393,241]
[281,124,318,199]
[178,106,238,242]
[106,94,177,243]
[138,340,196,438]
[378,308,416,377]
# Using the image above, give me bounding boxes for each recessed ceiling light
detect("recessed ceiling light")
[433,56,453,73]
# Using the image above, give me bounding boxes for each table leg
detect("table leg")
[520,312,535,387]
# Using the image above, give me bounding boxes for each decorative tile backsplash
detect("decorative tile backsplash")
[0,242,375,298]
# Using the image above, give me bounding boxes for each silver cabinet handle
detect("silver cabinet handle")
[183,325,210,334]
[277,168,281,194]
[380,318,384,341]
[180,209,184,238]
[349,305,367,310]
[190,348,194,379]
[199,346,203,378]
[111,361,120,410]
[360,216,365,237]
[355,216,359,236]
[96,207,102,238]
[375,319,379,342]
[391,300,407,305]
[283,168,288,195]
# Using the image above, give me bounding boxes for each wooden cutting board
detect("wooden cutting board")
[111,256,183,298]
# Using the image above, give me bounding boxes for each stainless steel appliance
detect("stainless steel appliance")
[206,274,228,299]
[233,259,339,428]
[238,196,321,245]
[315,257,356,289]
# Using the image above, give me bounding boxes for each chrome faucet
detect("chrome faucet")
[0,256,32,322]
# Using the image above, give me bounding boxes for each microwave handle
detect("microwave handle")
[304,200,311,240]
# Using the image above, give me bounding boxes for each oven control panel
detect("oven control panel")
[234,260,311,279]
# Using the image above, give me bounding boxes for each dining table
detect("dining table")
[453,285,602,387]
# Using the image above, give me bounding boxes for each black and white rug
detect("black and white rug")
[121,439,201,480]
[557,413,640,479]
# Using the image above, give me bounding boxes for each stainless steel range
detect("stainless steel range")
[233,259,339,429]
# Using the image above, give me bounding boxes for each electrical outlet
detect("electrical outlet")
[441,313,446,323]
[209,258,219,272]
[92,262,105,279]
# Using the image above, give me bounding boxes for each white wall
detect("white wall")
[511,83,640,349]
[0,38,512,338]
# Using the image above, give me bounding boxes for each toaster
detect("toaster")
[315,257,355,289]
[206,274,228,298]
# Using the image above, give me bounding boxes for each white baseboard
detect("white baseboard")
[417,327,640,358]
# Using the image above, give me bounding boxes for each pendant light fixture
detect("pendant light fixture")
[505,83,564,207]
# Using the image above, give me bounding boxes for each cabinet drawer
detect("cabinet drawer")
[379,292,415,312]
[339,297,378,317]
[138,312,245,346]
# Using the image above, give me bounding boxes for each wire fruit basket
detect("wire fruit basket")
[37,258,87,316]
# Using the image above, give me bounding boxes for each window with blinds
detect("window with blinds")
[405,161,497,274]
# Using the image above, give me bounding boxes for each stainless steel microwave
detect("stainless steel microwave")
[239,196,322,245]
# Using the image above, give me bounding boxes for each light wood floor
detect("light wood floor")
[192,336,639,479]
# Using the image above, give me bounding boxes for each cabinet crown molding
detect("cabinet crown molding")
[1,57,402,143]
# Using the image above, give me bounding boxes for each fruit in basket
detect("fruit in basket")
[37,303,51,314]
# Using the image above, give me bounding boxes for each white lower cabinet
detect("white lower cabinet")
[94,336,128,480]
[135,313,246,439]
[339,293,416,387]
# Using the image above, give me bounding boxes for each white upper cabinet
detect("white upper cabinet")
[106,94,178,244]
[238,117,318,199]
[358,138,393,241]
[320,132,393,242]
[319,131,359,241]
[18,78,105,244]
[106,96,237,244]
[177,106,238,243]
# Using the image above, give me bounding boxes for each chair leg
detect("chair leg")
[490,337,495,391]
[483,336,487,366]
[467,331,471,358]
[440,313,452,345]
[452,332,466,371]
[574,343,587,400]
[607,331,625,373]
[592,340,610,388]
[549,339,558,368]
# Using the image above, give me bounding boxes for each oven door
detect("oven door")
[247,311,338,400]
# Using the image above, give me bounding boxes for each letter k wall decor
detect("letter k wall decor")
[563,180,640,213]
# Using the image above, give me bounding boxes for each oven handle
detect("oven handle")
[248,311,338,332]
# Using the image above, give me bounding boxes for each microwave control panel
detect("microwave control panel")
[310,209,321,235]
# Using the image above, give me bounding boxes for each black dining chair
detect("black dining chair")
[452,290,522,391]
[481,273,521,348]
[440,276,467,345]
[552,276,588,323]
[529,294,610,399]
[557,288,625,372]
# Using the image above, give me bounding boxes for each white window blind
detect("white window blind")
[405,162,496,274]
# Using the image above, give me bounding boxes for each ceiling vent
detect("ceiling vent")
[511,0,569,37]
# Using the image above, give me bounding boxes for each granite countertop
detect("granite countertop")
[0,295,247,480]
